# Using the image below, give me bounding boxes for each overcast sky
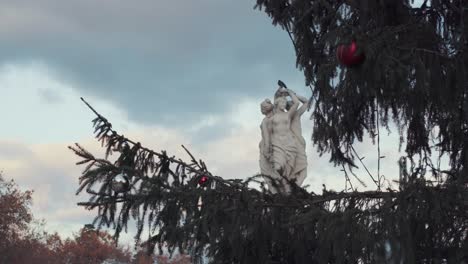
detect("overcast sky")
[0,0,428,247]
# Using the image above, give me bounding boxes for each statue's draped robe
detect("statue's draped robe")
[290,114,307,186]
[271,133,298,180]
[259,118,281,192]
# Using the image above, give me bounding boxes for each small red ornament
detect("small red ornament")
[198,175,209,185]
[336,40,365,67]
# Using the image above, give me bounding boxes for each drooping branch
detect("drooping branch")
[71,98,468,263]
[255,0,468,182]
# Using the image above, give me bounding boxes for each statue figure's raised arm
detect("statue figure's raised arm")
[285,88,300,119]
[296,94,310,116]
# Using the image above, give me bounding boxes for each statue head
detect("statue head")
[274,87,288,99]
[274,96,287,111]
[260,99,274,115]
[285,100,294,110]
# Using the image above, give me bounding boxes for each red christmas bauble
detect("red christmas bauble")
[198,175,209,185]
[336,40,365,67]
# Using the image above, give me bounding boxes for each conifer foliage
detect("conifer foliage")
[70,96,467,263]
[255,0,468,181]
[70,1,468,263]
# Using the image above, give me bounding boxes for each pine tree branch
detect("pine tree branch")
[78,97,236,187]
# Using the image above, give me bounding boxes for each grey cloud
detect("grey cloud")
[38,87,63,104]
[0,0,304,128]
[0,141,34,159]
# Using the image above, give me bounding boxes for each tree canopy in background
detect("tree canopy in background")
[0,172,192,263]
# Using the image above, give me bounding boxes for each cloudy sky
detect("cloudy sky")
[0,0,428,247]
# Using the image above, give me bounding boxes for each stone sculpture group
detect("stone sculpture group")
[259,83,309,193]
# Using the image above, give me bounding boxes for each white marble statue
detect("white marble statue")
[259,85,309,193]
[259,99,280,192]
[282,89,309,187]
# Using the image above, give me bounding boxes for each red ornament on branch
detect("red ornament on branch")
[336,40,365,67]
[198,175,209,186]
